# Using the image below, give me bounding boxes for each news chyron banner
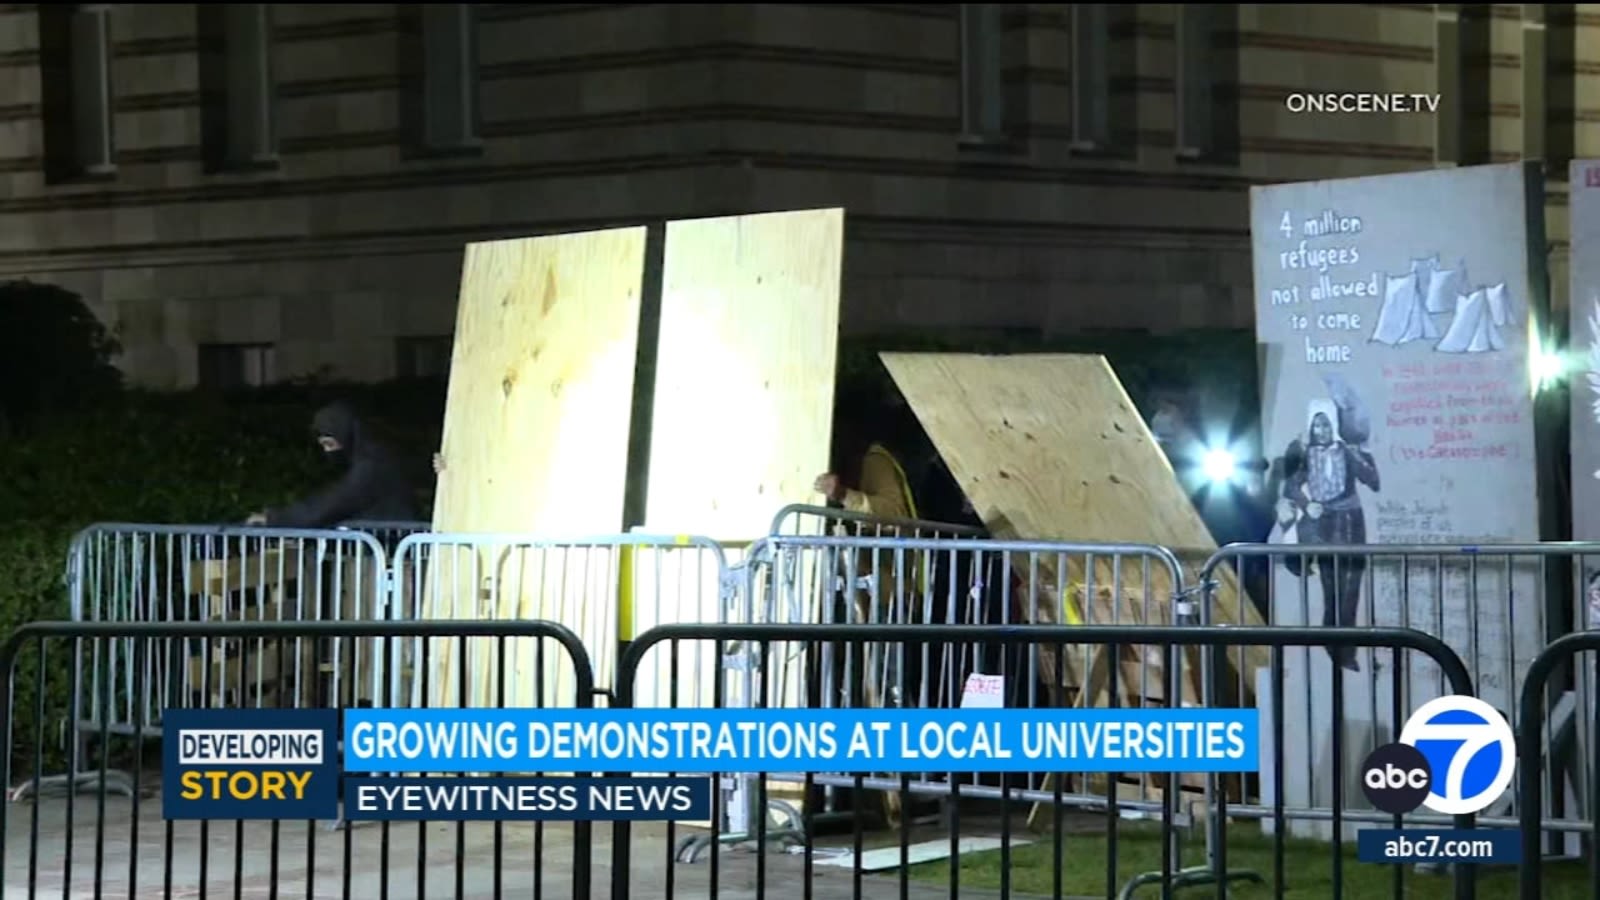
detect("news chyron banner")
[164,707,1260,821]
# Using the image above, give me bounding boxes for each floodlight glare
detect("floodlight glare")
[1532,348,1566,390]
[1201,448,1237,485]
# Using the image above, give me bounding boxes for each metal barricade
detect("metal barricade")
[387,532,737,713]
[0,619,595,900]
[610,621,1479,900]
[767,503,988,540]
[1517,631,1600,898]
[1199,542,1595,852]
[335,519,432,552]
[55,523,389,799]
[729,534,1192,856]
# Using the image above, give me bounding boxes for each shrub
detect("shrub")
[0,280,123,437]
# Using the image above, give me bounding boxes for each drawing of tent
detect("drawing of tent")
[1485,282,1513,327]
[1436,285,1507,354]
[1371,271,1441,345]
[1424,261,1466,314]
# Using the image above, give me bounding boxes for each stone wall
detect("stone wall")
[0,4,1592,387]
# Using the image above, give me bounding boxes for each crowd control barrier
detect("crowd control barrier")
[1517,630,1600,898]
[0,619,596,900]
[1200,542,1596,853]
[36,517,1600,899]
[52,524,391,801]
[607,621,1481,900]
[733,533,1190,848]
[11,614,1600,898]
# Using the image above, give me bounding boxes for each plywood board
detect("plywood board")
[433,227,649,533]
[880,353,1269,683]
[642,208,844,540]
[428,227,649,709]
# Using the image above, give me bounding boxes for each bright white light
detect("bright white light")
[1201,448,1237,485]
[1532,348,1566,389]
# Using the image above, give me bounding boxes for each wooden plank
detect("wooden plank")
[429,227,649,709]
[433,227,649,534]
[879,353,1269,673]
[185,545,310,599]
[641,208,844,539]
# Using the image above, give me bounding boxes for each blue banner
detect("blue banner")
[343,776,712,821]
[1356,829,1521,864]
[163,709,341,820]
[342,708,1258,773]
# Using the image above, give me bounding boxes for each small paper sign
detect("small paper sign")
[959,673,1005,709]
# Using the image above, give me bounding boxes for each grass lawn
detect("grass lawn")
[910,823,1594,898]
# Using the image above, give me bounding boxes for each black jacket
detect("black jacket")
[265,403,418,529]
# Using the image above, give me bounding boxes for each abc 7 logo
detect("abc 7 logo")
[1361,695,1517,816]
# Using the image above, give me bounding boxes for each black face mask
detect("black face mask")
[323,447,351,467]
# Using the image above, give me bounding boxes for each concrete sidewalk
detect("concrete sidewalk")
[4,792,1071,899]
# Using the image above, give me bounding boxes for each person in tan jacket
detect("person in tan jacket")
[813,442,916,521]
[813,387,923,627]
[811,386,927,826]
[814,439,920,634]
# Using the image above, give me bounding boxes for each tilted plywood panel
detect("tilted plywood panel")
[433,227,648,534]
[880,352,1269,688]
[642,208,844,539]
[428,228,648,710]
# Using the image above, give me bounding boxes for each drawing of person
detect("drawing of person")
[1272,390,1381,671]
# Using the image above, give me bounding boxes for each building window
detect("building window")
[400,5,480,154]
[198,4,278,172]
[958,4,1005,145]
[1174,5,1239,162]
[1549,5,1577,173]
[39,4,116,182]
[396,336,453,380]
[1070,4,1112,152]
[1434,5,1491,166]
[198,343,276,390]
[1526,4,1576,171]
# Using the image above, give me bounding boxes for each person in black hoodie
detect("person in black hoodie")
[247,401,417,529]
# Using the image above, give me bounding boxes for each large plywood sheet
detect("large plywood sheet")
[641,208,844,540]
[880,352,1269,684]
[433,227,649,534]
[428,228,648,709]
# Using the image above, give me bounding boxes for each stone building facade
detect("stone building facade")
[0,4,1589,388]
